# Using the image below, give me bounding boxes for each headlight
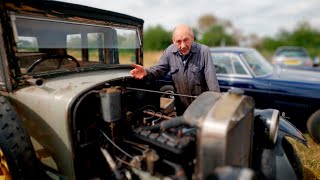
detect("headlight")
[254,109,280,144]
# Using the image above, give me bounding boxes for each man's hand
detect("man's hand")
[130,64,147,79]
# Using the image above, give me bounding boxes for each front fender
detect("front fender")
[254,118,307,180]
[257,131,301,180]
[279,117,307,146]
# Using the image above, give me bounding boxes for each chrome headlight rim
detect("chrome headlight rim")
[269,109,280,144]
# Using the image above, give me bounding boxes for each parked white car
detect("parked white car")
[272,46,314,66]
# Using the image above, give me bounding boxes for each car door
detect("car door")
[212,52,272,109]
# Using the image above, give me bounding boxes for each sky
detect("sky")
[58,0,320,37]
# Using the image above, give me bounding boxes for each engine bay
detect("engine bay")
[68,77,275,180]
[71,78,199,179]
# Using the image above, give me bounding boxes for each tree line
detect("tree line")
[143,14,320,59]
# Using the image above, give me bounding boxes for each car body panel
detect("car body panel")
[218,75,273,109]
[9,69,130,177]
[11,69,130,149]
[278,64,320,72]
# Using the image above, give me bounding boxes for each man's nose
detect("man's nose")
[181,42,186,49]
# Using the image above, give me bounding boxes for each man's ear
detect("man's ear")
[191,34,195,42]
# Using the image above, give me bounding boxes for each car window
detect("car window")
[234,60,247,74]
[11,14,141,74]
[17,36,38,52]
[211,53,248,75]
[276,49,309,57]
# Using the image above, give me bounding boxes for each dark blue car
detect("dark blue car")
[210,47,320,142]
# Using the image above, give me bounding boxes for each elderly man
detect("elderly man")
[131,24,220,113]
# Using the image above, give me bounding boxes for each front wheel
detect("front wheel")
[307,110,320,143]
[0,96,44,179]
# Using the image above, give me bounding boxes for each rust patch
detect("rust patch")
[25,86,37,93]
[6,3,46,13]
[54,84,73,95]
[62,84,72,91]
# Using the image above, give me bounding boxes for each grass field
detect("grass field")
[144,51,163,67]
[290,134,320,179]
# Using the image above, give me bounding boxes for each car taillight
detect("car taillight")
[305,59,313,66]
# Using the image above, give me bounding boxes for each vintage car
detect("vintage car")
[210,47,320,143]
[0,0,307,179]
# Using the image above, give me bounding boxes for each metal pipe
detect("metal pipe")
[126,87,197,98]
[25,78,44,87]
[100,147,123,180]
[162,159,187,180]
[143,110,172,120]
[100,130,133,159]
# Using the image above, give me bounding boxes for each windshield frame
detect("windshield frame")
[13,14,142,47]
[11,13,142,76]
[1,0,144,92]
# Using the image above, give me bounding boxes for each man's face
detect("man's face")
[173,31,194,56]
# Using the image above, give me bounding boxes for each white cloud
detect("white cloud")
[57,0,320,37]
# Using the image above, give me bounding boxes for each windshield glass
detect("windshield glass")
[11,14,141,74]
[277,49,309,57]
[241,50,273,76]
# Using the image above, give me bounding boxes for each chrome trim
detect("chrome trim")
[233,54,252,75]
[217,73,252,78]
[270,109,280,143]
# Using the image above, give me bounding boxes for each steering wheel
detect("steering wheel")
[27,54,80,73]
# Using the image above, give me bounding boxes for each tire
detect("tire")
[0,96,44,179]
[282,138,304,180]
[307,110,320,143]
